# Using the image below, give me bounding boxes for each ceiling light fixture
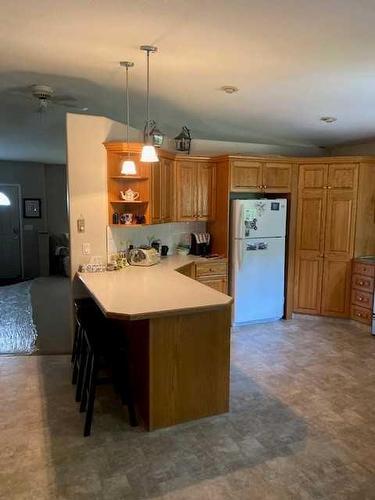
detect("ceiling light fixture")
[140,45,159,163]
[320,116,337,124]
[120,61,137,175]
[220,86,239,94]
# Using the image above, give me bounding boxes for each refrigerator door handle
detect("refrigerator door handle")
[237,241,244,268]
[237,205,244,239]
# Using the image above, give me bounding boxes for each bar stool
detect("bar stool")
[73,303,137,436]
[72,298,100,390]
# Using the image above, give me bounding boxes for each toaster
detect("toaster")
[128,247,161,267]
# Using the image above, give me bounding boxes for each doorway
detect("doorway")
[0,184,23,284]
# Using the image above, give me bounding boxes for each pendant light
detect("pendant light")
[120,61,137,175]
[140,45,159,163]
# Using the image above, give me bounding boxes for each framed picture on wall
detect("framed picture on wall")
[23,198,41,218]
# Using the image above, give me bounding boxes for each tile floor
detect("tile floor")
[0,316,375,499]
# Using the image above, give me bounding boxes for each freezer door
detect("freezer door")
[231,237,286,325]
[232,199,287,239]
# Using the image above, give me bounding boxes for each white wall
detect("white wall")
[66,113,143,275]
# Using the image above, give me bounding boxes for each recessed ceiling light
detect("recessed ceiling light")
[220,86,239,94]
[320,116,337,123]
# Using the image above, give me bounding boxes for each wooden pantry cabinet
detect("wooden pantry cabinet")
[175,158,215,222]
[230,159,293,193]
[294,160,375,318]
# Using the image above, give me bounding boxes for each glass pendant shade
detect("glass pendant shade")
[140,144,159,162]
[121,159,137,175]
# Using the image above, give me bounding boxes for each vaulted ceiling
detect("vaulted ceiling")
[1,0,375,163]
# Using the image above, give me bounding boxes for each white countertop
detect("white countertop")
[78,255,232,320]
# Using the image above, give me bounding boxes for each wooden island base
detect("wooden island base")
[118,307,231,431]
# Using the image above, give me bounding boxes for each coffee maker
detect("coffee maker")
[190,233,211,256]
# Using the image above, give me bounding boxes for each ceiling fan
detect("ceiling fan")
[7,84,88,113]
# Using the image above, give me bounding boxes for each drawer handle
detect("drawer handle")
[356,313,362,317]
[358,296,363,301]
[359,281,364,285]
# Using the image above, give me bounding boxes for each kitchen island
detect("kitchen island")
[78,256,233,430]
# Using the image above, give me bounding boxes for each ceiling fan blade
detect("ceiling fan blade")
[6,88,34,99]
[52,94,78,103]
[51,100,88,111]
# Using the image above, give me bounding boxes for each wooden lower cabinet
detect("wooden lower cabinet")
[294,256,323,314]
[125,308,231,430]
[294,256,351,317]
[321,258,351,317]
[197,277,228,294]
[350,259,375,326]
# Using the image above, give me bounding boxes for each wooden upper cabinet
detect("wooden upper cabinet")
[160,158,174,223]
[151,161,162,224]
[298,164,327,191]
[231,160,262,191]
[230,160,292,192]
[151,157,174,224]
[328,163,358,189]
[263,163,292,192]
[197,162,215,220]
[175,159,214,222]
[176,161,197,221]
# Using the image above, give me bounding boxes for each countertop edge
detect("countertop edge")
[77,255,232,320]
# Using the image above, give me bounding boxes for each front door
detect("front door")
[0,185,22,280]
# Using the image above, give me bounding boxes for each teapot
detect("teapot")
[120,188,140,202]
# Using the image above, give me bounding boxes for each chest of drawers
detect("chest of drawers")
[351,260,375,326]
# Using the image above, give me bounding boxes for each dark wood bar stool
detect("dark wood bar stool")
[72,298,99,390]
[72,299,137,436]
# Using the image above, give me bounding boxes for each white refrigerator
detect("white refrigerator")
[230,199,287,325]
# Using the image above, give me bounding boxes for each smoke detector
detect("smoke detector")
[320,116,337,124]
[220,85,239,94]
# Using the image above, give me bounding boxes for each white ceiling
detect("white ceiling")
[1,0,375,163]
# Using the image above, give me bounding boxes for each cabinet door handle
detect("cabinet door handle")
[323,186,327,190]
[356,312,362,317]
[263,185,267,189]
[327,186,332,189]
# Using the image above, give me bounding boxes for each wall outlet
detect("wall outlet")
[82,243,91,255]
